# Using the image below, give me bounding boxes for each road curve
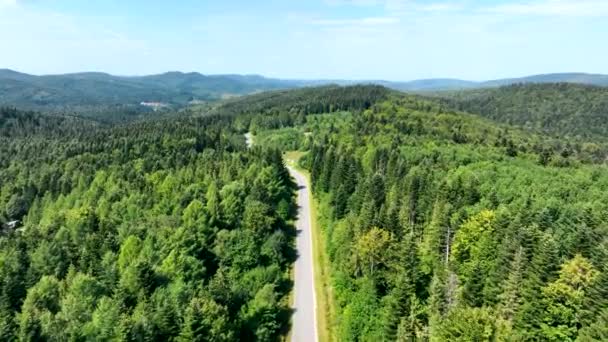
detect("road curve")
[288,165,319,342]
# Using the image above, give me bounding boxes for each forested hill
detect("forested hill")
[437,83,608,138]
[249,89,608,340]
[210,84,608,164]
[195,84,392,130]
[207,84,391,116]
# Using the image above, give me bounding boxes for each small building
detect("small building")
[140,101,169,111]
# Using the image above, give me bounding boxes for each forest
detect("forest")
[249,86,608,341]
[0,107,297,340]
[436,83,608,138]
[1,82,608,341]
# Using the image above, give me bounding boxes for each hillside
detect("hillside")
[0,107,99,137]
[248,88,608,341]
[197,84,608,165]
[202,84,391,120]
[183,84,391,133]
[437,83,608,138]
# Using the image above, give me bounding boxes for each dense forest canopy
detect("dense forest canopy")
[248,86,608,341]
[196,84,391,130]
[437,83,608,139]
[0,107,297,341]
[1,81,608,341]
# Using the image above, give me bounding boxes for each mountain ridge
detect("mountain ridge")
[1,69,608,111]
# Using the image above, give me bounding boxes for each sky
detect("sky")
[0,0,607,81]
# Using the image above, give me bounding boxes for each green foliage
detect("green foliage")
[434,307,499,341]
[276,89,608,341]
[3,81,608,341]
[0,107,297,340]
[354,227,395,277]
[439,83,608,138]
[540,255,599,341]
[577,308,608,341]
[178,296,233,342]
[204,85,390,132]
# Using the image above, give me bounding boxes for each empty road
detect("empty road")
[288,165,319,342]
[245,133,318,342]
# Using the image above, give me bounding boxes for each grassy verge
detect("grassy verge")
[284,151,336,342]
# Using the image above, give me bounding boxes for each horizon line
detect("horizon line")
[1,67,607,84]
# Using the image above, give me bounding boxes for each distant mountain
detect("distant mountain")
[382,73,608,91]
[0,69,304,111]
[480,73,608,88]
[1,69,608,112]
[378,78,479,91]
[292,73,608,92]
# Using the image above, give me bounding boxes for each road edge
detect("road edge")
[287,165,320,342]
[284,152,333,342]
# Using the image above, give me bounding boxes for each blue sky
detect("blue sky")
[0,0,607,81]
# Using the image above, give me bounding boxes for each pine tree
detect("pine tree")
[582,240,608,324]
[319,146,336,192]
[205,181,221,226]
[515,230,559,339]
[404,168,423,228]
[577,308,608,341]
[0,296,16,342]
[498,247,525,322]
[382,233,420,340]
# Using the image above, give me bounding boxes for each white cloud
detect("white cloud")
[311,16,400,26]
[326,0,608,17]
[484,0,608,17]
[323,0,384,6]
[311,0,462,32]
[418,3,461,12]
[323,0,462,13]
[0,0,17,9]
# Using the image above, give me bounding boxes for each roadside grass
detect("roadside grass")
[284,150,336,342]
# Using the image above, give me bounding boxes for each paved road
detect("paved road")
[288,166,319,342]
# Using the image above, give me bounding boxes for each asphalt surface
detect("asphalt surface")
[288,166,319,342]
